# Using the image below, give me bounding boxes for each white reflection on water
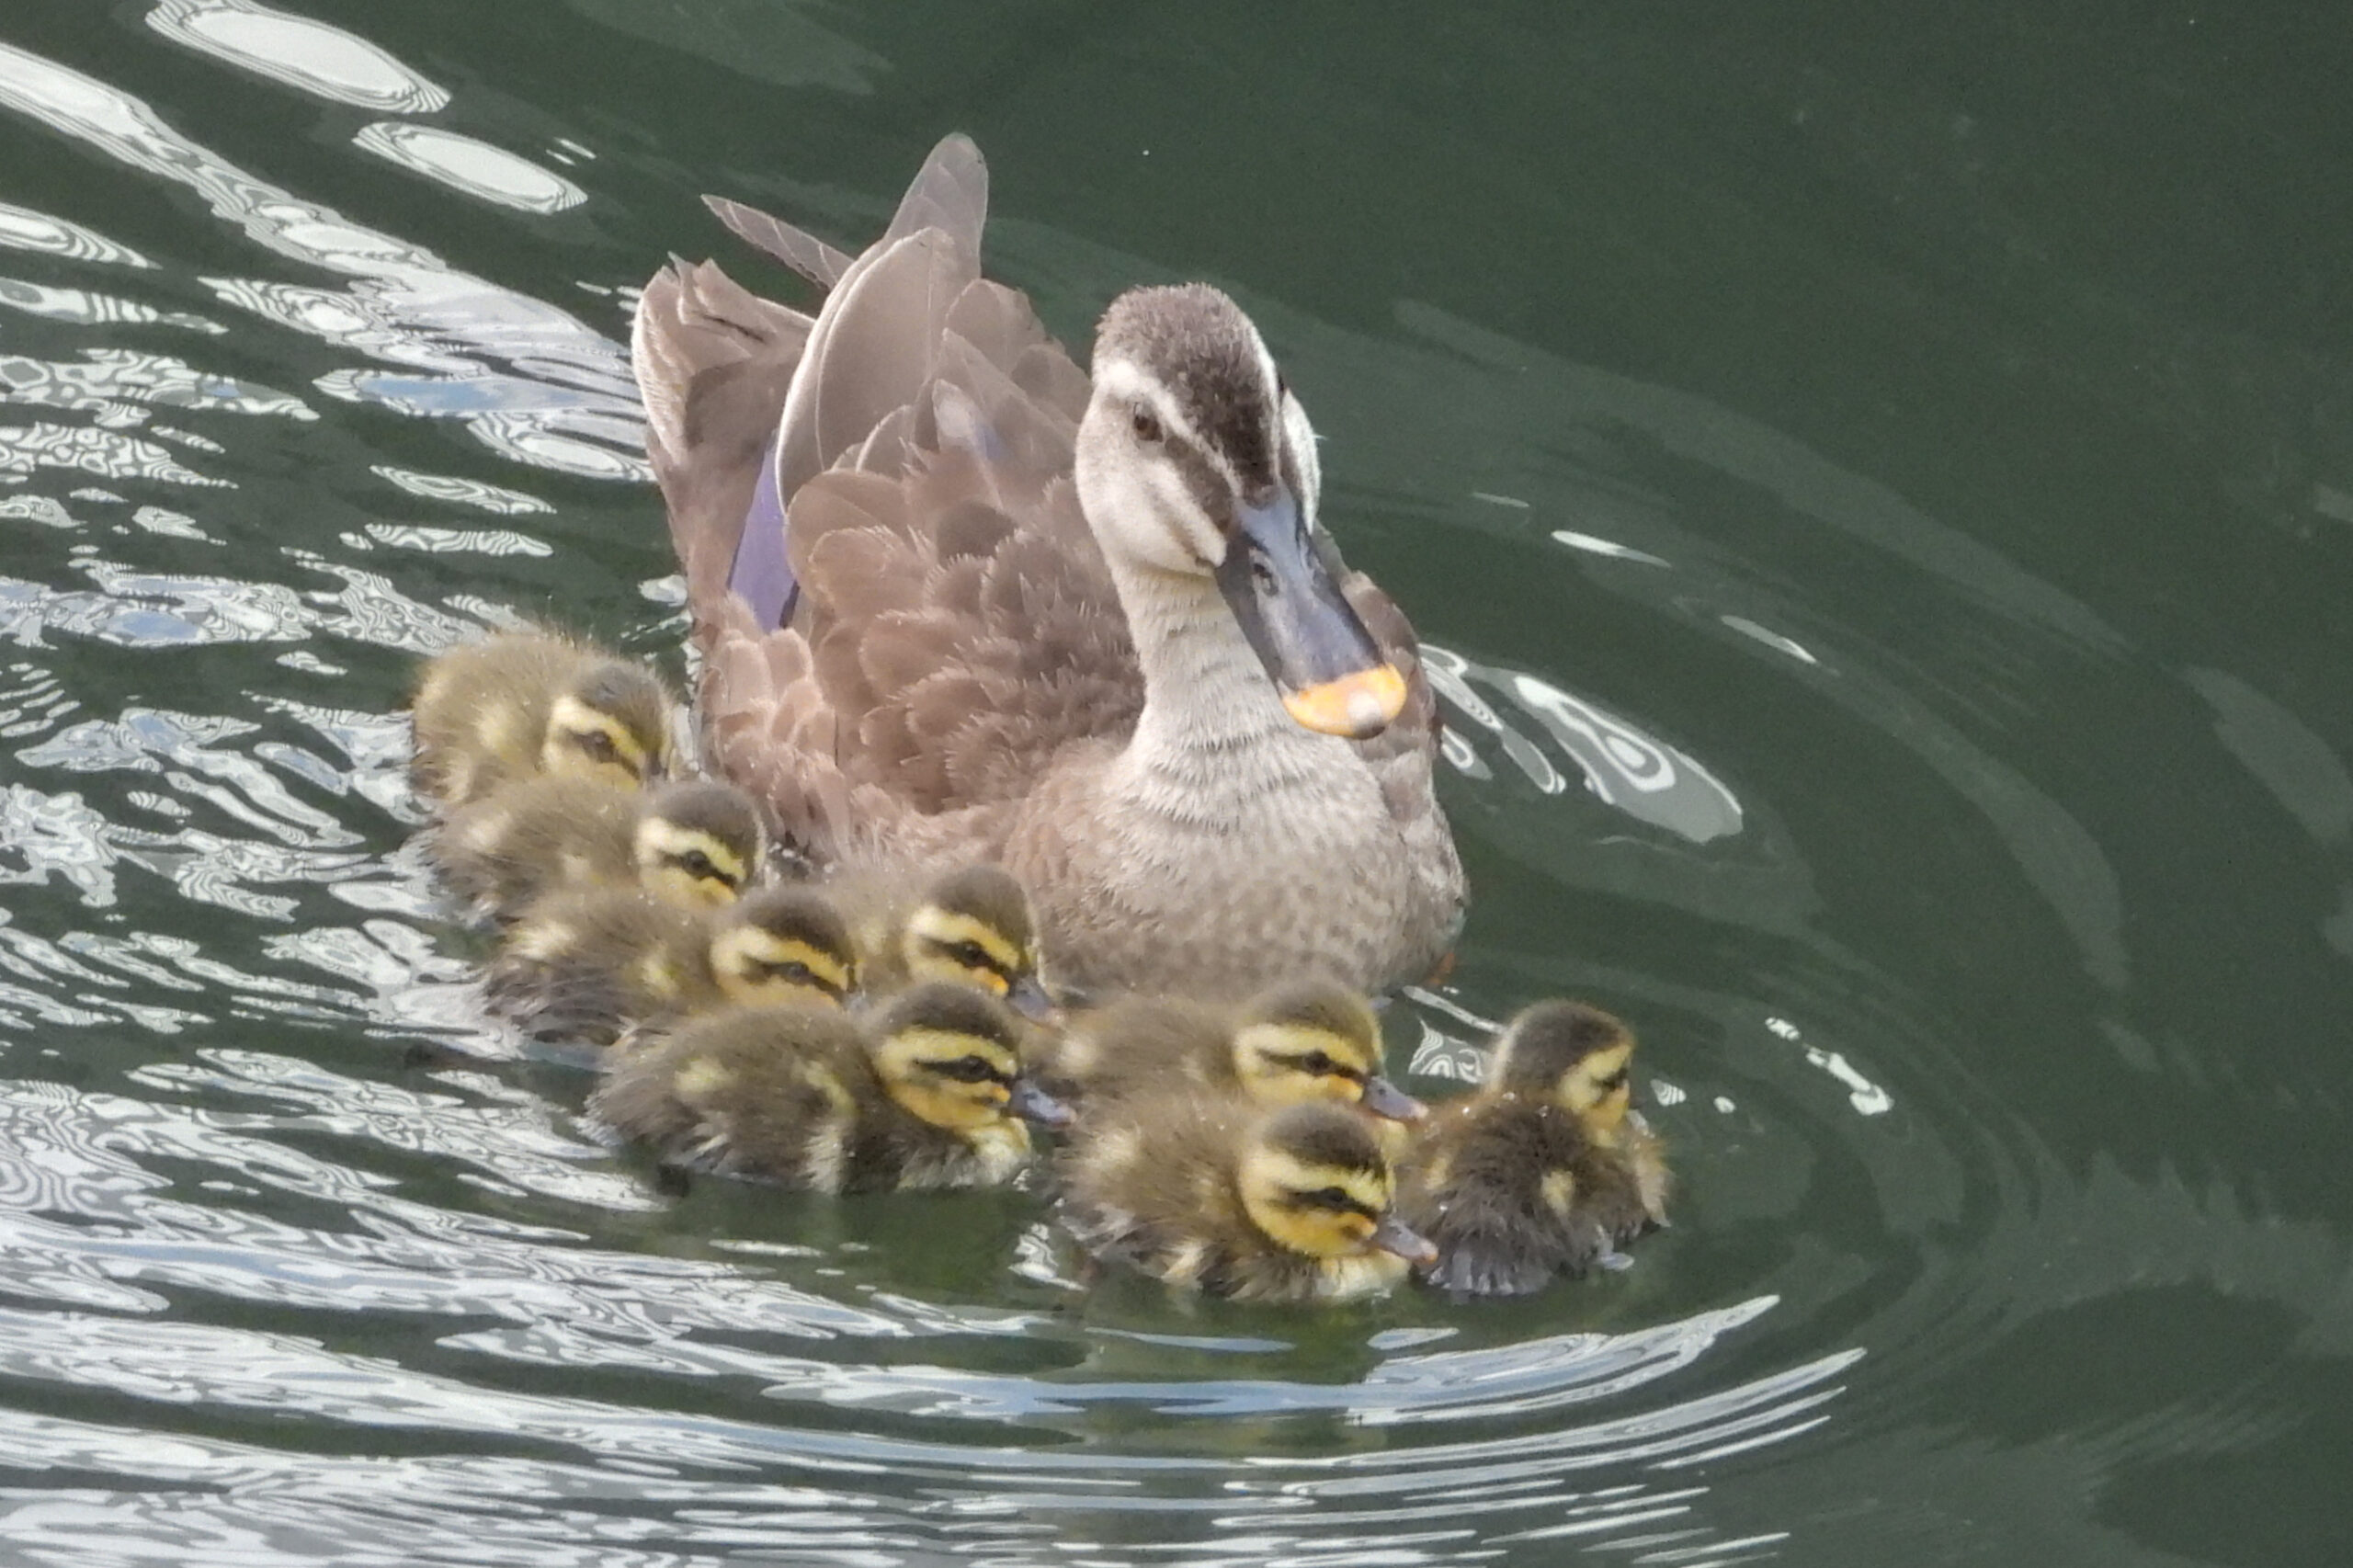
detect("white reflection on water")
[1425,643,1745,844]
[0,41,642,482]
[354,122,585,215]
[370,464,552,516]
[146,0,451,113]
[0,199,152,267]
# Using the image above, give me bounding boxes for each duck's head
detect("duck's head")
[710,886,858,1007]
[1074,284,1406,741]
[631,780,764,908]
[868,982,1072,1134]
[1492,1000,1637,1136]
[898,866,1054,1020]
[1230,980,1425,1122]
[542,659,672,790]
[1235,1102,1435,1264]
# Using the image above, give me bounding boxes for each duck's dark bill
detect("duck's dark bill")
[1358,1074,1427,1122]
[1004,973,1058,1023]
[1369,1212,1439,1266]
[1007,1078,1074,1130]
[1217,488,1405,740]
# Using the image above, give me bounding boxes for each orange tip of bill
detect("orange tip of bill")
[1282,663,1408,739]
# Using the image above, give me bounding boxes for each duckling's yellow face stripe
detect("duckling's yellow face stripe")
[710,928,854,1006]
[1233,1022,1377,1108]
[634,821,750,908]
[905,908,1030,995]
[544,694,658,787]
[1238,1149,1396,1259]
[873,1025,1020,1131]
[1558,1044,1633,1131]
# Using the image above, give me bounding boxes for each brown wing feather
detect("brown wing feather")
[631,136,1163,869]
[701,194,854,289]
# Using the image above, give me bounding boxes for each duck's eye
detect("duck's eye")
[946,939,994,971]
[577,730,620,764]
[763,960,815,986]
[1301,1051,1336,1076]
[676,849,720,882]
[1130,405,1164,444]
[1306,1186,1352,1210]
[937,1055,999,1084]
[1597,1069,1630,1093]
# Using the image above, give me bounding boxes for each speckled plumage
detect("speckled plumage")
[1035,980,1412,1121]
[1396,1002,1668,1298]
[1059,1096,1417,1303]
[487,884,854,1043]
[591,985,1043,1193]
[408,629,671,809]
[428,776,762,921]
[631,134,1463,1002]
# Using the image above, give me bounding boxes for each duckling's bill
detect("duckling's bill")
[1008,1078,1074,1130]
[1369,1211,1439,1267]
[1214,486,1404,741]
[1358,1074,1427,1122]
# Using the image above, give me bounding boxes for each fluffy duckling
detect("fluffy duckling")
[410,629,673,809]
[591,982,1072,1192]
[843,866,1055,1020]
[431,776,763,921]
[1396,1000,1670,1298]
[1060,1097,1437,1303]
[1038,980,1425,1125]
[487,884,857,1043]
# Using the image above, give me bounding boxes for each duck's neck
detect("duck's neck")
[1108,562,1319,784]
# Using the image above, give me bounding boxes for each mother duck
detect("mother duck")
[631,135,1462,1001]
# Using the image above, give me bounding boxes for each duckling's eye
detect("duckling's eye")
[577,730,620,764]
[937,1055,999,1084]
[1301,1051,1337,1077]
[1130,405,1164,444]
[1305,1186,1353,1210]
[676,849,720,882]
[1597,1069,1630,1093]
[946,940,995,971]
[764,960,815,985]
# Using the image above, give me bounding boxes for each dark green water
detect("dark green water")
[0,2,2346,1562]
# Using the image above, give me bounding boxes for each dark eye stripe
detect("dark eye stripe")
[1275,1051,1361,1082]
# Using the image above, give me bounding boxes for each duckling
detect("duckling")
[410,629,674,809]
[487,884,857,1043]
[591,982,1072,1192]
[1060,1096,1436,1303]
[1038,980,1425,1125]
[430,776,763,921]
[1396,1000,1670,1299]
[841,865,1055,1020]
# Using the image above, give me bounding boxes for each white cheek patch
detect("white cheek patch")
[1280,389,1322,528]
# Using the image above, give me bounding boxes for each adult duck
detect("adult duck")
[631,135,1463,1001]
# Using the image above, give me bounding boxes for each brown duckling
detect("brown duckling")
[1059,1096,1436,1303]
[431,776,763,921]
[841,865,1055,1020]
[591,982,1072,1192]
[487,884,858,1043]
[1396,1000,1670,1299]
[1038,980,1424,1124]
[410,629,673,810]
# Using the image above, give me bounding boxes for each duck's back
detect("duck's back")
[634,136,1462,997]
[1035,995,1233,1106]
[410,631,589,807]
[488,885,717,1042]
[430,776,638,917]
[1399,1094,1634,1296]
